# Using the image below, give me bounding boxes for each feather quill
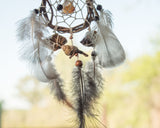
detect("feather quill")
[17,10,73,108]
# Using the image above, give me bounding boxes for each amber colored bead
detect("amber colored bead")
[63,1,75,14]
[75,60,83,67]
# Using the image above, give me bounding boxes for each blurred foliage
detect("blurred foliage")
[101,54,160,128]
[16,76,48,106]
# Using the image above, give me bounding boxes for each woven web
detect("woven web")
[41,0,96,33]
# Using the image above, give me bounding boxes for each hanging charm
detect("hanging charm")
[17,0,126,127]
[49,33,67,51]
[62,45,88,59]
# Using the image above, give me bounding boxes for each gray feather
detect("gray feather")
[94,10,125,68]
[17,10,68,104]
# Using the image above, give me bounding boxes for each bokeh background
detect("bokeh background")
[0,0,160,128]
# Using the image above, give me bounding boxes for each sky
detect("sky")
[0,0,160,109]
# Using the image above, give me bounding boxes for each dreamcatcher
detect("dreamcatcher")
[17,0,125,127]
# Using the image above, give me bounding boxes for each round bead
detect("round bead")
[57,4,63,11]
[97,4,102,11]
[91,51,97,57]
[75,60,83,67]
[95,16,99,21]
[70,35,73,39]
[34,9,39,14]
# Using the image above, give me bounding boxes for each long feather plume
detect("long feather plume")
[94,10,125,67]
[85,62,107,128]
[72,67,85,128]
[17,10,73,108]
[72,63,106,128]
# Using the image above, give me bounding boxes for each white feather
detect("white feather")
[101,9,113,29]
[17,10,68,103]
[17,10,59,82]
[94,10,125,68]
[17,10,48,41]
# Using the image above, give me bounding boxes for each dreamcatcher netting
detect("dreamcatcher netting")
[17,0,125,127]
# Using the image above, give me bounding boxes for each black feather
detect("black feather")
[72,62,105,128]
[72,67,85,128]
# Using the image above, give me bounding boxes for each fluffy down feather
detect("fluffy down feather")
[16,10,48,41]
[17,10,71,107]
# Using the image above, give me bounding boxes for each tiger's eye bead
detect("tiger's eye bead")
[63,1,75,14]
[57,4,63,11]
[75,60,83,67]
[97,4,102,11]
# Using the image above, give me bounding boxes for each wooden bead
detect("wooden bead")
[57,4,63,11]
[75,60,83,67]
[34,9,39,14]
[70,35,73,39]
[97,5,102,11]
